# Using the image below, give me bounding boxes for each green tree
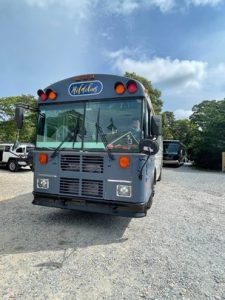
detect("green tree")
[172,119,199,160]
[189,100,225,169]
[161,111,175,139]
[124,72,163,113]
[0,95,37,143]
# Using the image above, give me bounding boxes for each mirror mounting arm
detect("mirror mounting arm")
[138,155,150,180]
[16,103,38,112]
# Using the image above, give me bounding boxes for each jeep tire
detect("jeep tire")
[8,159,19,172]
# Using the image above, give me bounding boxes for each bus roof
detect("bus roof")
[37,74,147,104]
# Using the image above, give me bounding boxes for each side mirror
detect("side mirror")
[15,106,24,130]
[151,115,162,136]
[139,139,159,155]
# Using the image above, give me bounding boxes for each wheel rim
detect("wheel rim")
[9,161,16,171]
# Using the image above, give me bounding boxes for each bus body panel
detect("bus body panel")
[40,74,146,104]
[32,74,161,217]
[33,151,155,217]
[155,136,163,180]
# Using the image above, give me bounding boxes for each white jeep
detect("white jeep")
[0,143,34,172]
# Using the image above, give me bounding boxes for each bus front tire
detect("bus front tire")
[8,160,19,172]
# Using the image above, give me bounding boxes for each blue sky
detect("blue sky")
[1,0,225,119]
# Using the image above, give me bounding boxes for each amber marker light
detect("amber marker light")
[46,89,57,100]
[115,82,125,95]
[39,153,48,165]
[119,156,130,169]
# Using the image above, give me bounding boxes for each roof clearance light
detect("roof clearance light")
[115,82,125,95]
[46,89,57,100]
[37,89,47,101]
[127,81,138,94]
[119,156,130,169]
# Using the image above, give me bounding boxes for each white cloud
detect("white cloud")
[23,0,223,15]
[150,0,176,12]
[189,0,223,6]
[104,0,139,15]
[174,109,193,119]
[109,51,208,90]
[24,0,97,19]
[24,0,176,15]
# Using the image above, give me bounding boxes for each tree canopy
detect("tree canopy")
[189,100,225,169]
[0,95,37,143]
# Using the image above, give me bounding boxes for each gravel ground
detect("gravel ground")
[0,165,225,300]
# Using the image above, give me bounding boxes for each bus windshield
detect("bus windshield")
[36,98,143,152]
[163,142,179,155]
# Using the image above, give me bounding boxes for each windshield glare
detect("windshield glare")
[36,99,143,152]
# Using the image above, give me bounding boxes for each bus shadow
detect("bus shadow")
[0,193,131,256]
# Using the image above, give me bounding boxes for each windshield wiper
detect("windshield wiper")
[51,119,83,158]
[51,131,72,158]
[72,117,80,148]
[95,123,114,160]
[95,107,100,143]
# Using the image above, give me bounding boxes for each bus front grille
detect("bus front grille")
[60,178,103,198]
[81,179,103,198]
[61,155,80,171]
[60,178,79,195]
[61,154,104,173]
[82,156,104,173]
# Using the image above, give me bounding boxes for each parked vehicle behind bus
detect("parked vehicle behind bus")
[163,140,186,167]
[0,143,34,171]
[15,74,162,217]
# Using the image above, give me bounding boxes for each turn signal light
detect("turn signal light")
[127,81,137,94]
[46,89,57,100]
[119,156,130,169]
[37,89,47,101]
[39,153,48,165]
[115,82,125,95]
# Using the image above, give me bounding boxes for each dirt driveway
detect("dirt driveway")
[0,166,225,299]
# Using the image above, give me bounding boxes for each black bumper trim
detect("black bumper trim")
[32,192,147,218]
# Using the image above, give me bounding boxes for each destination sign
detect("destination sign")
[68,80,103,96]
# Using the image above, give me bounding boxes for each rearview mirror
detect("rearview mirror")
[139,139,159,155]
[151,115,162,136]
[15,106,24,130]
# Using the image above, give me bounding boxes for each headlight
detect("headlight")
[37,178,49,189]
[116,185,132,197]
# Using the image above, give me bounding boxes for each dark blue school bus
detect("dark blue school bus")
[163,140,186,167]
[16,74,162,217]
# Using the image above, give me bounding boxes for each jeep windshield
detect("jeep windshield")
[36,99,143,153]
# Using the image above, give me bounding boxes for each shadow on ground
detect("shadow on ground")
[0,167,32,173]
[0,193,131,255]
